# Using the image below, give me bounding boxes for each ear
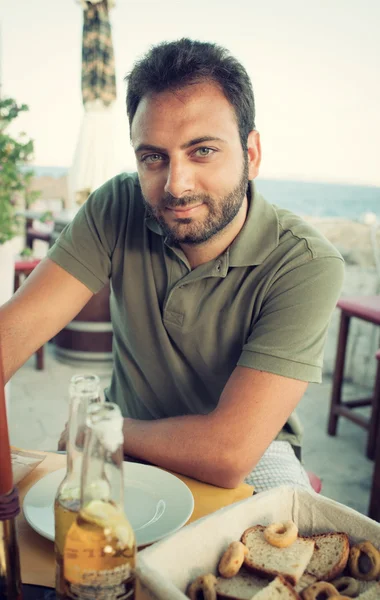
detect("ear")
[247,130,261,180]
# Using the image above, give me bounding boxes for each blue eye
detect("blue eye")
[195,147,214,157]
[141,154,163,164]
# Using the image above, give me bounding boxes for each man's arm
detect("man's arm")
[0,257,94,382]
[123,366,307,488]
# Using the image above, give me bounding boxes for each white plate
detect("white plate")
[23,462,194,547]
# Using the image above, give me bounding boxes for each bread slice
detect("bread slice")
[216,569,266,599]
[241,525,315,586]
[305,532,349,581]
[293,572,317,593]
[357,582,380,599]
[253,576,301,599]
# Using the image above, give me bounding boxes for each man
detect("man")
[1,38,344,489]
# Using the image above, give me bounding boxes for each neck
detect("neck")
[180,196,248,269]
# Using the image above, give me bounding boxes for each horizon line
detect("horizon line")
[29,165,380,190]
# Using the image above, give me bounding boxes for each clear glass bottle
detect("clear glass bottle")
[61,402,136,600]
[0,516,22,600]
[54,373,101,598]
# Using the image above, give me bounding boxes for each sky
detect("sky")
[1,0,380,186]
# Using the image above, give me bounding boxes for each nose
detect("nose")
[164,159,195,198]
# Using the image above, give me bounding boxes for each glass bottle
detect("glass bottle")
[0,363,22,600]
[0,514,22,600]
[55,373,101,598]
[61,402,136,600]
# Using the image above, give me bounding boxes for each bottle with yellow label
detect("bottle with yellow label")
[61,402,136,600]
[54,373,101,598]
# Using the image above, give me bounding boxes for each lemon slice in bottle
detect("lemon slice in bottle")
[81,499,134,548]
[81,499,119,525]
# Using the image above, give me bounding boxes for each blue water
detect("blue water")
[255,179,380,221]
[31,166,380,221]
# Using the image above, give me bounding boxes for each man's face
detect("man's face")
[131,81,256,246]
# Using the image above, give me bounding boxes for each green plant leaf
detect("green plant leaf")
[0,96,38,244]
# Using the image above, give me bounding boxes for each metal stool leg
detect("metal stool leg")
[368,358,380,460]
[328,311,350,436]
[369,417,380,521]
[14,273,21,292]
[36,347,44,371]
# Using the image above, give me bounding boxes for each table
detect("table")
[16,451,254,598]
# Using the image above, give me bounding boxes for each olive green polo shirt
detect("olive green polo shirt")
[48,172,344,449]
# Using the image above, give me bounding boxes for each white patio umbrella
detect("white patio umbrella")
[68,0,120,207]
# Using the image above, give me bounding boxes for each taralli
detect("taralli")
[186,523,380,600]
[218,541,248,578]
[348,540,380,580]
[331,576,360,597]
[263,520,298,548]
[302,581,338,600]
[187,573,217,600]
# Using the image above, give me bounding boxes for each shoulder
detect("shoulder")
[83,172,144,223]
[264,206,345,296]
[86,171,141,205]
[274,206,344,262]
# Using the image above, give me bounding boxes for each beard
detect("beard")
[142,156,249,246]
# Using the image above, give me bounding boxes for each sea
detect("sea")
[32,166,380,222]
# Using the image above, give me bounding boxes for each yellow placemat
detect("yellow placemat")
[16,451,64,588]
[172,470,253,524]
[16,451,253,590]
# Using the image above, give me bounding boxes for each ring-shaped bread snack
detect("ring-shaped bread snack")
[218,541,248,578]
[302,581,338,600]
[187,574,217,600]
[330,576,360,597]
[348,540,380,581]
[263,520,298,548]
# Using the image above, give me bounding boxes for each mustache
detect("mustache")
[160,193,209,209]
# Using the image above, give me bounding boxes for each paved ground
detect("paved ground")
[8,343,375,517]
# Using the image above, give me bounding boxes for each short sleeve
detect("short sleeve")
[47,176,125,293]
[237,256,345,382]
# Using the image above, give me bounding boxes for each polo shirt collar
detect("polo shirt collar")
[144,180,280,267]
[228,181,279,267]
[145,214,163,236]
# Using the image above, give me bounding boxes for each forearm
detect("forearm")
[0,258,94,383]
[122,369,308,488]
[0,301,38,382]
[122,413,245,488]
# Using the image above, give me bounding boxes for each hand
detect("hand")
[58,421,69,451]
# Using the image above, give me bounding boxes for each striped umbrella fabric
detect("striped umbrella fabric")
[69,0,122,207]
[81,0,116,107]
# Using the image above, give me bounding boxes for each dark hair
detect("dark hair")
[125,38,255,149]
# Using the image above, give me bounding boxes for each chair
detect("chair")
[368,349,380,521]
[25,217,52,251]
[14,258,44,370]
[307,471,322,493]
[327,296,380,460]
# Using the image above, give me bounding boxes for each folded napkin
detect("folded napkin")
[244,441,311,492]
[11,448,46,485]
